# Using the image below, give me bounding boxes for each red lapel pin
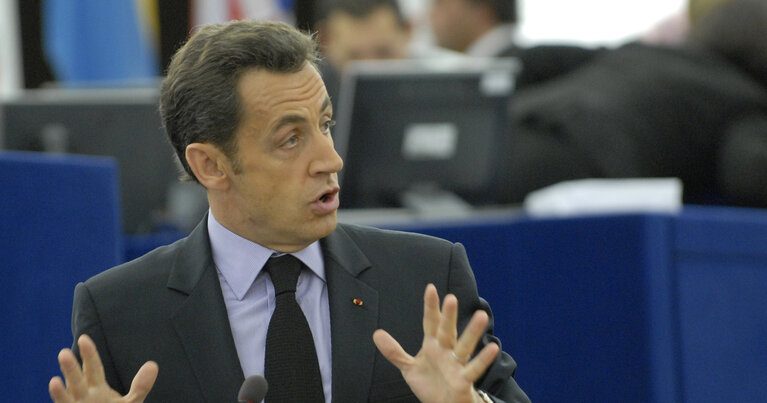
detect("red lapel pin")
[352,298,364,306]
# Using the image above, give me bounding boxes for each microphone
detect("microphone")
[238,375,268,403]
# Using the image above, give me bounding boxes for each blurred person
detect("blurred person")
[429,0,517,57]
[316,0,412,72]
[314,0,412,103]
[689,0,738,24]
[48,19,530,403]
[315,0,462,109]
[428,0,600,89]
[640,0,738,47]
[496,0,767,207]
[640,8,691,46]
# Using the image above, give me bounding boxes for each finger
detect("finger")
[49,376,74,403]
[422,284,440,338]
[373,329,414,369]
[125,361,159,402]
[78,334,107,387]
[437,294,458,348]
[454,310,489,358]
[463,342,500,382]
[57,348,85,398]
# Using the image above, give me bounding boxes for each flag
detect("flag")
[42,0,160,86]
[0,0,23,98]
[191,0,295,30]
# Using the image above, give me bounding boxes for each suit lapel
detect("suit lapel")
[322,224,380,403]
[168,217,245,401]
[163,219,382,402]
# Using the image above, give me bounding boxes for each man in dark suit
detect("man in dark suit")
[428,0,599,90]
[48,20,529,403]
[496,0,767,206]
[429,0,517,57]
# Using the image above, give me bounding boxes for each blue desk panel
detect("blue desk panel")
[0,151,122,402]
[394,207,767,403]
[12,180,766,403]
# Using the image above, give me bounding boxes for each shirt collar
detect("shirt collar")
[207,211,325,300]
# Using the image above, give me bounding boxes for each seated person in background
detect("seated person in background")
[314,0,412,104]
[429,0,517,57]
[497,0,767,207]
[428,0,600,88]
[640,0,742,47]
[316,0,412,72]
[640,7,690,46]
[315,0,460,105]
[689,0,740,25]
[48,19,530,403]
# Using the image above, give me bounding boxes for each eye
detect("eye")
[281,132,301,149]
[321,119,336,134]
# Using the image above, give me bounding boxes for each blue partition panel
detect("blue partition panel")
[53,193,767,402]
[0,151,122,402]
[394,207,767,403]
[673,207,767,403]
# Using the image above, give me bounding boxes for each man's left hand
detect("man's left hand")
[373,284,498,403]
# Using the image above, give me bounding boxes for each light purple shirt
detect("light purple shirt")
[207,212,332,402]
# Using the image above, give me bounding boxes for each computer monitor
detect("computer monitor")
[0,88,188,234]
[333,58,518,211]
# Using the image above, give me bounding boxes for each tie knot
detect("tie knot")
[265,254,302,295]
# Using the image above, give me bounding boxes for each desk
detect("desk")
[8,188,766,401]
[372,206,767,402]
[0,151,122,402]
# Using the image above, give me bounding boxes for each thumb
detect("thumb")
[373,329,413,369]
[125,361,159,402]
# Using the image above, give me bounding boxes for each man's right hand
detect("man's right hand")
[49,334,158,403]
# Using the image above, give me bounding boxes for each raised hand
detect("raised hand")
[373,284,499,403]
[49,334,158,403]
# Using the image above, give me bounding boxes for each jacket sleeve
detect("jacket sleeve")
[70,281,127,394]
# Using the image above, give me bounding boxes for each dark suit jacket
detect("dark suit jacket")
[499,43,767,205]
[499,44,603,90]
[71,218,529,402]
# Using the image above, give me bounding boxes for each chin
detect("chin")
[313,213,338,238]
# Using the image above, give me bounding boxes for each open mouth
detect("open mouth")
[316,186,339,203]
[311,187,340,214]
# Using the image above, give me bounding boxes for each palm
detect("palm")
[399,338,479,403]
[373,284,499,403]
[49,334,158,403]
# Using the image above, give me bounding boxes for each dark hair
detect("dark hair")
[159,20,321,181]
[471,0,517,23]
[689,0,767,88]
[316,0,407,28]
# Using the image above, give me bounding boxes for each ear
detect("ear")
[185,143,231,190]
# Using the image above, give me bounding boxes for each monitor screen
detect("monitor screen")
[333,58,518,210]
[0,89,188,233]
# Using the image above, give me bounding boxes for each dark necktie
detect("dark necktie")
[263,254,325,402]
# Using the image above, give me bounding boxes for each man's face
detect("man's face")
[322,6,411,70]
[224,63,343,252]
[430,0,480,52]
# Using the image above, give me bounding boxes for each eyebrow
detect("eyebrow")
[272,96,333,133]
[323,96,333,114]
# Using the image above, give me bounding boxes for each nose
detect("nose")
[309,131,344,176]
